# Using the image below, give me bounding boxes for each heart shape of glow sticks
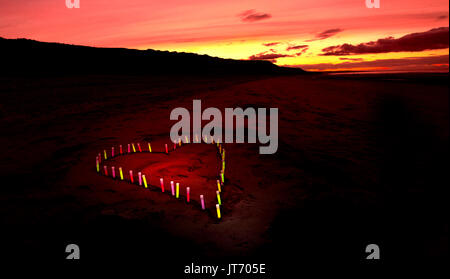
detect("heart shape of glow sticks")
[95,137,226,219]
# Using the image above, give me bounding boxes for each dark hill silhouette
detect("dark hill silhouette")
[0,37,306,76]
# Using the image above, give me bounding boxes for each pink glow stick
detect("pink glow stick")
[137,143,142,152]
[112,166,116,178]
[186,187,190,202]
[112,147,114,157]
[138,172,142,186]
[103,165,108,176]
[128,144,131,153]
[200,195,205,210]
[129,170,134,183]
[160,178,165,192]
[120,145,123,154]
[98,153,101,163]
[171,181,175,196]
[165,144,168,154]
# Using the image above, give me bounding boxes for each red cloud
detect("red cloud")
[286,44,308,51]
[263,42,280,47]
[239,10,272,22]
[248,51,291,62]
[321,27,449,56]
[306,28,343,41]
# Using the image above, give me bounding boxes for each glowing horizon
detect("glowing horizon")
[0,0,448,72]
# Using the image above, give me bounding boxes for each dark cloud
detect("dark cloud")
[239,10,271,22]
[286,44,308,51]
[294,55,449,71]
[306,28,343,41]
[321,27,449,56]
[263,42,280,47]
[248,51,291,62]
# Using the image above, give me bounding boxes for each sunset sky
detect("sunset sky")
[0,0,448,71]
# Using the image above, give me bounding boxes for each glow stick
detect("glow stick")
[217,179,221,192]
[211,136,214,144]
[179,138,182,146]
[148,143,152,152]
[137,143,142,152]
[170,181,175,196]
[119,167,124,180]
[142,174,148,188]
[200,195,205,210]
[132,143,136,153]
[165,144,168,154]
[185,136,189,143]
[195,134,199,143]
[112,166,116,178]
[186,187,190,202]
[160,178,165,192]
[216,204,221,219]
[204,135,207,143]
[138,172,142,186]
[112,147,114,157]
[176,183,179,198]
[96,157,99,172]
[128,144,131,153]
[222,161,225,172]
[104,165,108,176]
[129,170,134,183]
[216,191,221,205]
[104,150,107,160]
[98,153,101,163]
[120,145,123,154]
[221,171,224,183]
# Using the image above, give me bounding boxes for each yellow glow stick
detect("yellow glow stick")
[148,143,152,152]
[216,190,221,205]
[221,171,224,183]
[217,179,221,192]
[119,167,124,180]
[185,136,189,143]
[178,138,182,146]
[132,143,136,152]
[142,174,148,188]
[104,150,107,160]
[176,183,179,198]
[216,204,221,219]
[96,157,99,172]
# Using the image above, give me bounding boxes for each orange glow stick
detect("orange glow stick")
[178,138,182,146]
[217,179,221,192]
